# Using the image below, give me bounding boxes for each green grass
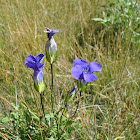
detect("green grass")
[0,0,140,139]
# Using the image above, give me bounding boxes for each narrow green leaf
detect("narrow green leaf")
[114,136,124,140]
[1,117,10,123]
[92,18,104,22]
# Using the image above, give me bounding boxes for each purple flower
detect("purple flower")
[71,59,102,85]
[44,28,59,55]
[70,86,77,96]
[25,54,46,84]
[44,28,59,40]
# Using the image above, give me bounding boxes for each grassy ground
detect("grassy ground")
[0,0,140,139]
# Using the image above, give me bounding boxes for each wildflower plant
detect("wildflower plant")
[71,59,102,93]
[4,26,102,139]
[25,54,49,127]
[25,54,46,93]
[71,59,102,115]
[1,1,139,139]
[44,28,59,64]
[23,29,103,139]
[71,59,102,85]
[44,28,59,113]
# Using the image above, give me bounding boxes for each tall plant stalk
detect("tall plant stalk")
[51,63,54,93]
[51,63,60,139]
[50,63,54,113]
[40,93,49,126]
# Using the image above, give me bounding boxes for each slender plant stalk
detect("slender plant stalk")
[50,63,54,113]
[50,63,54,132]
[40,93,49,127]
[51,63,53,93]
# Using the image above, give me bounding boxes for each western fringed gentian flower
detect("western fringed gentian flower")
[65,86,77,103]
[70,86,77,97]
[71,59,102,85]
[25,54,46,93]
[44,28,59,64]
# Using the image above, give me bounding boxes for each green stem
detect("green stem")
[50,63,54,113]
[51,63,53,93]
[40,93,49,127]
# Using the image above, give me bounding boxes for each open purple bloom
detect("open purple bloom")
[44,28,59,55]
[71,59,102,85]
[25,54,45,84]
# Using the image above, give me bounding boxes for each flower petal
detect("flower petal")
[36,54,45,63]
[37,71,44,84]
[33,70,39,84]
[48,30,59,39]
[44,28,59,39]
[73,59,88,68]
[89,62,102,72]
[46,28,51,32]
[25,55,36,69]
[71,65,83,80]
[83,73,98,82]
[33,70,44,84]
[44,28,51,34]
[36,62,45,71]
